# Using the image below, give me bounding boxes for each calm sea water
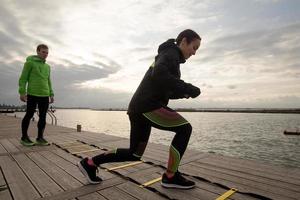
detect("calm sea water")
[13,109,300,168]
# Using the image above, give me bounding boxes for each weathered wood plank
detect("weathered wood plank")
[0,155,40,200]
[28,151,83,190]
[39,150,88,184]
[117,181,167,200]
[0,139,19,153]
[13,153,63,197]
[77,192,107,200]
[50,148,116,181]
[153,182,218,200]
[181,163,298,200]
[192,177,258,200]
[0,142,7,154]
[200,154,300,179]
[0,166,13,200]
[0,189,12,200]
[99,187,138,200]
[190,161,300,191]
[39,177,125,200]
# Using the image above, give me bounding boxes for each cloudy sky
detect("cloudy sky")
[1,0,300,109]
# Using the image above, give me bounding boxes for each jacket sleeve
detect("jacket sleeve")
[48,67,54,97]
[151,49,201,98]
[151,49,188,95]
[18,61,32,95]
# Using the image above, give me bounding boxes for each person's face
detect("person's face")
[179,38,201,60]
[37,48,49,60]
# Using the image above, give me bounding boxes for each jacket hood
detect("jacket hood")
[158,39,185,63]
[26,55,46,63]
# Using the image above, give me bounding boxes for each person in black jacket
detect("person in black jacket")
[78,29,201,189]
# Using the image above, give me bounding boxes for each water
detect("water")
[13,109,300,168]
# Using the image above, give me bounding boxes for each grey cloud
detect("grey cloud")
[130,47,151,52]
[138,55,155,62]
[196,23,300,75]
[0,56,123,107]
[53,87,132,109]
[0,4,27,39]
[227,85,237,89]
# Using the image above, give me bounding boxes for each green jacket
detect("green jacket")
[19,55,54,97]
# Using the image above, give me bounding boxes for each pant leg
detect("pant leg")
[21,95,37,139]
[37,96,49,139]
[92,113,151,166]
[143,107,192,173]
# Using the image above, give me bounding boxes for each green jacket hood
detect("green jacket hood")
[26,55,46,63]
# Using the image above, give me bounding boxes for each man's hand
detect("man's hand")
[20,95,27,102]
[50,96,54,104]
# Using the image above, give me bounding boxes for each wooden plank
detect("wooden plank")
[180,152,210,165]
[28,151,83,190]
[39,150,88,184]
[51,148,82,164]
[0,155,40,200]
[127,167,163,184]
[191,177,257,200]
[0,189,12,200]
[8,138,55,154]
[0,166,13,200]
[77,192,107,200]
[99,187,138,200]
[39,177,125,200]
[13,153,63,197]
[0,142,7,154]
[196,154,300,182]
[190,161,300,192]
[181,163,296,200]
[0,139,19,153]
[143,149,169,163]
[152,183,218,200]
[200,154,300,179]
[48,149,116,181]
[128,168,228,200]
[117,181,167,200]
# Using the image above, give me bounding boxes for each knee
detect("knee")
[117,148,142,161]
[184,123,192,135]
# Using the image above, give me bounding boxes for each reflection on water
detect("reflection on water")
[13,109,300,168]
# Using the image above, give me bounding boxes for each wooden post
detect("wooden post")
[77,124,81,132]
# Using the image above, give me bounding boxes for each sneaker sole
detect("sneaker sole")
[77,162,101,184]
[35,143,50,146]
[20,141,35,147]
[161,182,195,189]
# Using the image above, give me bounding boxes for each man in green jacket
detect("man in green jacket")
[18,44,54,146]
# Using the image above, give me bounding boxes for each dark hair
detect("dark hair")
[176,29,201,45]
[36,44,48,51]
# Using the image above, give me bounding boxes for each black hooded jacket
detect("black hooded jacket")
[127,39,200,114]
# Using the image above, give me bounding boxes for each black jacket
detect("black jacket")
[127,39,200,114]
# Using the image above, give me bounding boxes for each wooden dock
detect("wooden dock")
[0,114,300,200]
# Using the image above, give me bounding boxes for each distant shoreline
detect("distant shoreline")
[89,108,300,114]
[1,107,300,114]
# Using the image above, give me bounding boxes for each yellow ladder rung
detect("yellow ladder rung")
[140,177,162,188]
[216,188,238,200]
[70,148,102,154]
[106,161,144,171]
